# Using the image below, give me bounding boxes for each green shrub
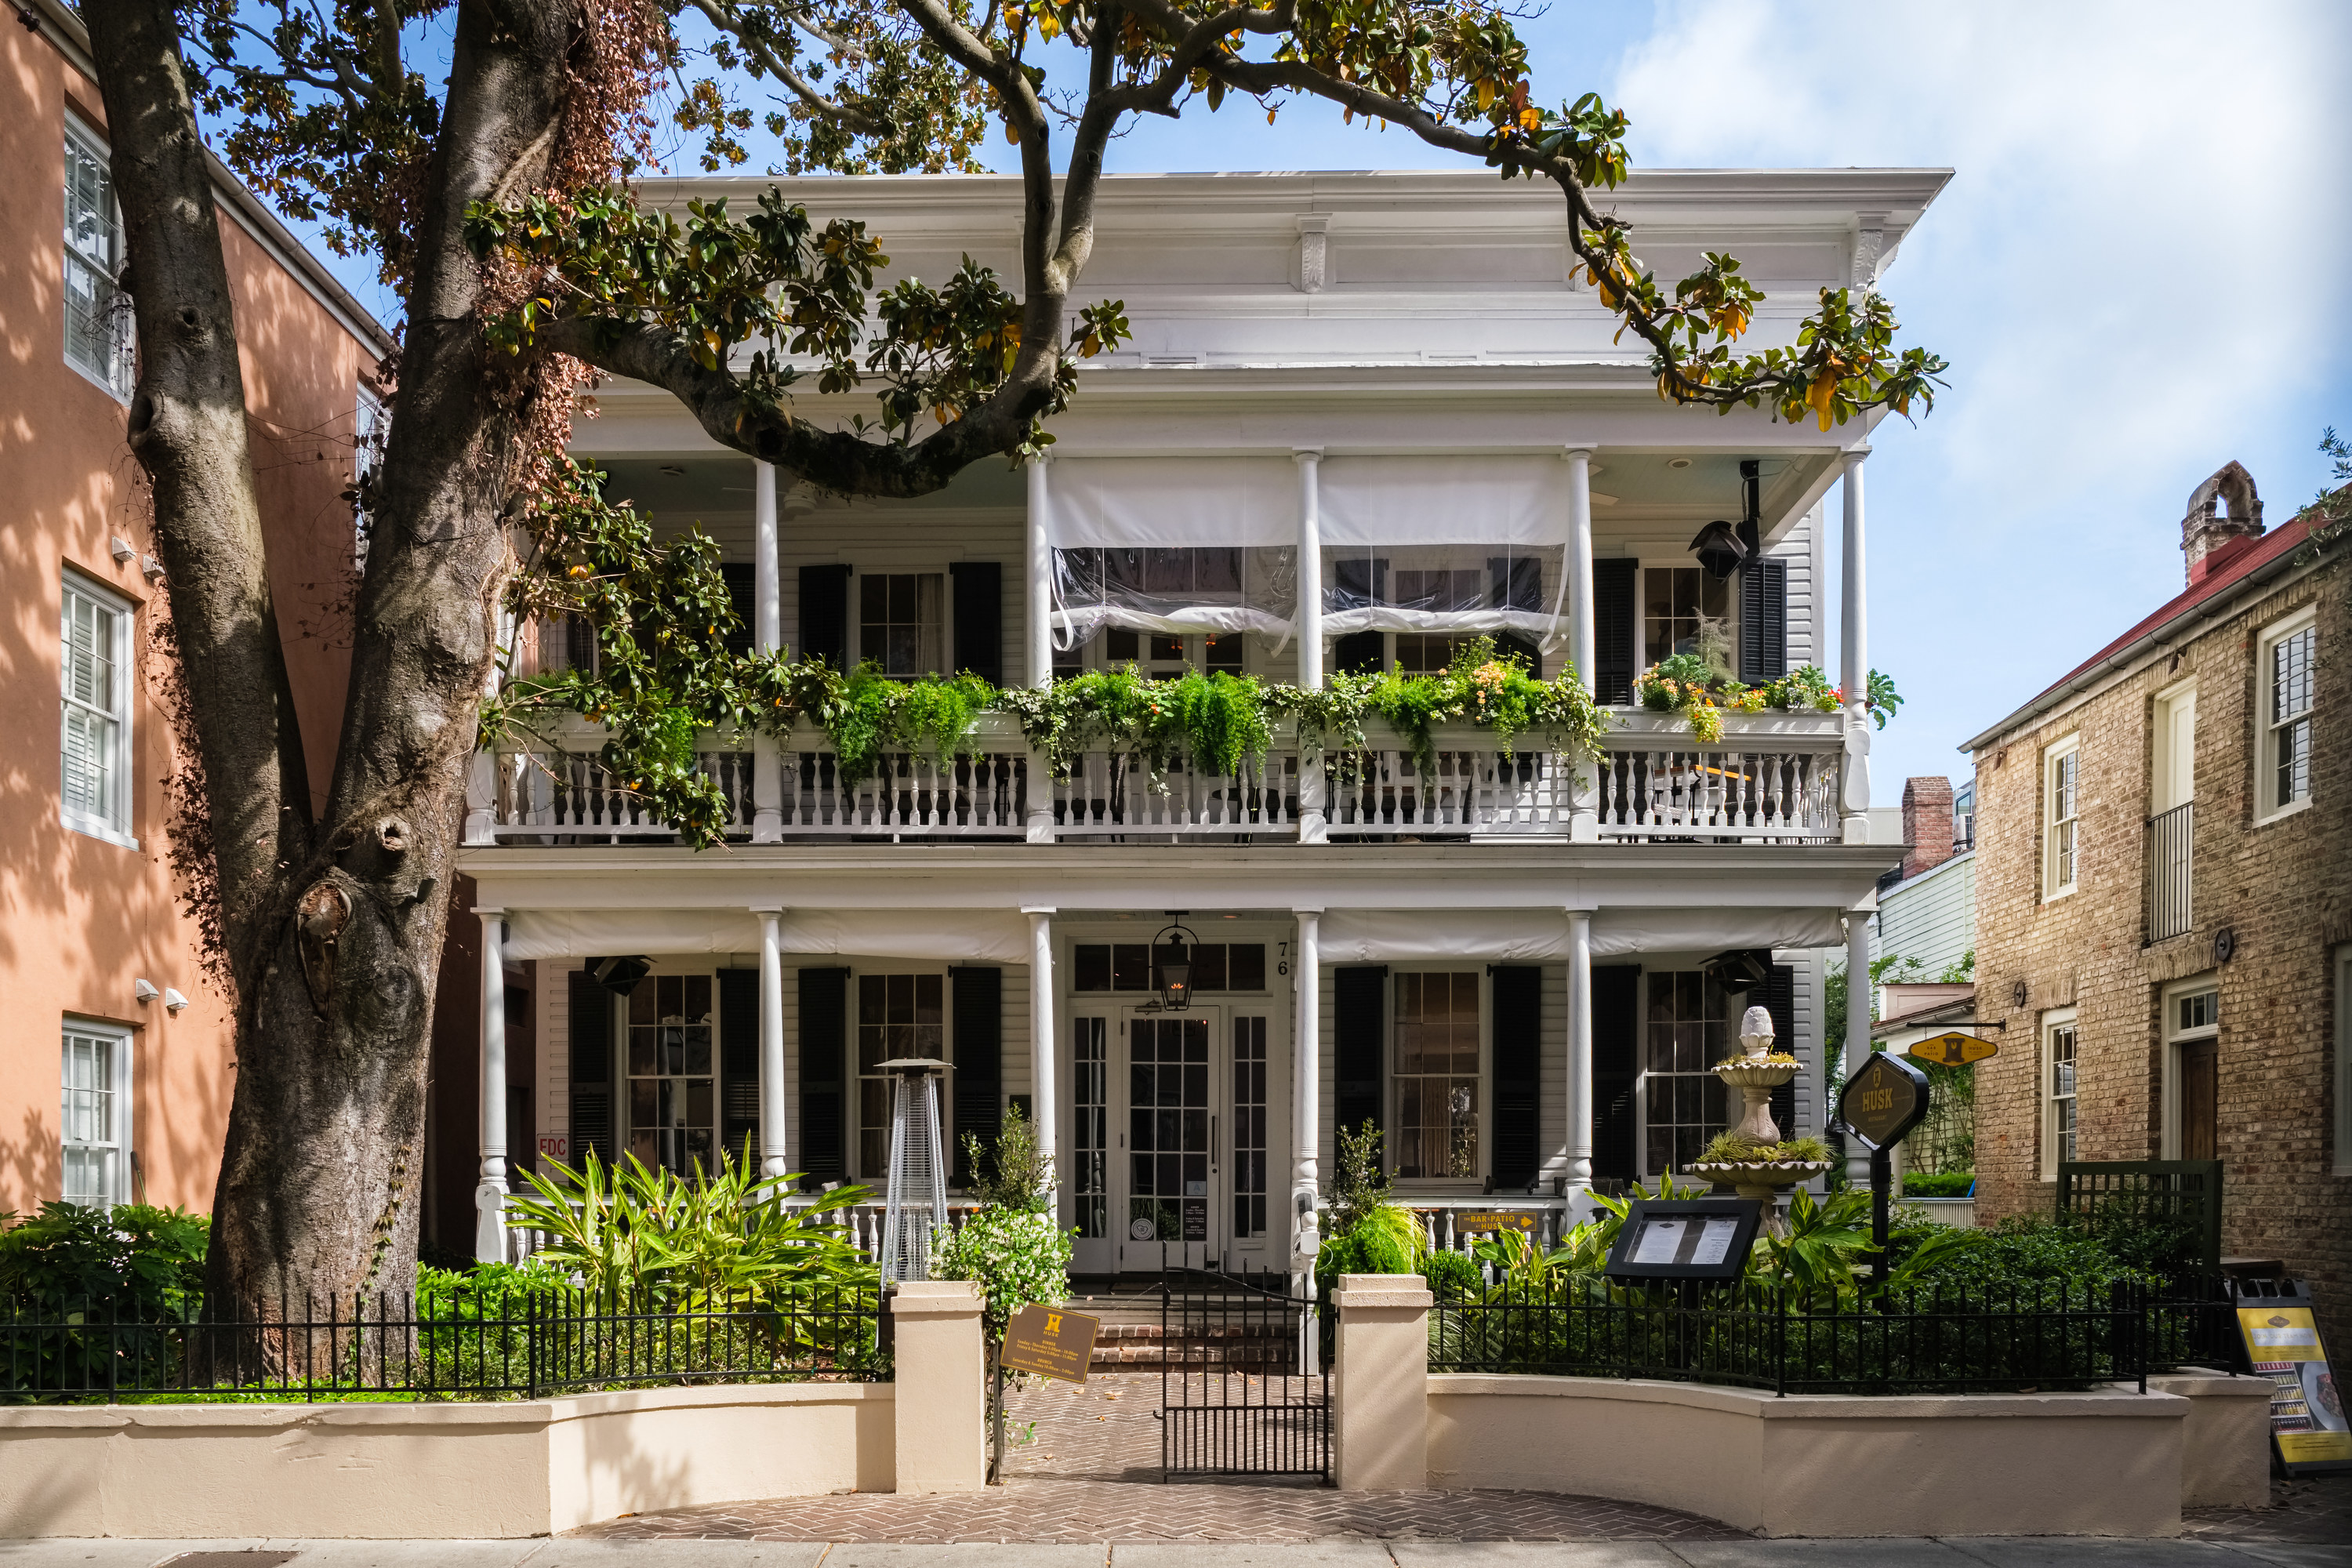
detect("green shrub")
[504,1142,877,1308]
[0,1203,209,1316]
[1885,1214,2162,1298]
[1900,1171,1976,1198]
[1420,1249,1481,1303]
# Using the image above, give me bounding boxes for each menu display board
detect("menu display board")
[1603,1198,1762,1283]
[2234,1285,2350,1474]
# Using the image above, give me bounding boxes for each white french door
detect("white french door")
[1065,1000,1281,1278]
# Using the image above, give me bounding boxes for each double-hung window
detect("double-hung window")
[2258,610,2316,822]
[63,1022,132,1207]
[859,573,945,677]
[1642,971,1731,1176]
[2042,1009,2078,1178]
[856,971,943,1178]
[1392,971,1480,1180]
[64,120,132,397]
[63,573,134,844]
[2042,736,2081,899]
[1642,564,1731,667]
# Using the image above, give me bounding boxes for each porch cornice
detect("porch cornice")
[457,842,1896,915]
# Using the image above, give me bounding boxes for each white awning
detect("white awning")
[1047,457,1297,547]
[500,908,1030,964]
[1315,907,1848,963]
[1319,456,1563,546]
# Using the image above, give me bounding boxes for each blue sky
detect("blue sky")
[286,0,2352,787]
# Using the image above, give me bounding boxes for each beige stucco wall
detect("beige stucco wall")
[1428,1374,2193,1537]
[1332,1274,1432,1492]
[0,1383,892,1539]
[2148,1368,2274,1509]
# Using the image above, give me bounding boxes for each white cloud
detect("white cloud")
[1606,0,2352,779]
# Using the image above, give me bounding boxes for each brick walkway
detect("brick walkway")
[577,1373,2352,1546]
[580,1373,1743,1543]
[2183,1472,2352,1544]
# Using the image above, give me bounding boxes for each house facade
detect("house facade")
[456,168,1940,1272]
[0,1,390,1217]
[1965,463,2350,1320]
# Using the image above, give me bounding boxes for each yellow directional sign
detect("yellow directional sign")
[1904,1031,1999,1067]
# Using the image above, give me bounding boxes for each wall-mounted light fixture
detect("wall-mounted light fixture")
[140,555,165,582]
[163,988,190,1013]
[134,978,159,1005]
[111,537,137,564]
[1152,914,1199,1012]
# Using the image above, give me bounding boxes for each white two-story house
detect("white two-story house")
[456,166,1942,1277]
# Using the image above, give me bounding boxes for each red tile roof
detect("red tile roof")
[2034,511,2318,702]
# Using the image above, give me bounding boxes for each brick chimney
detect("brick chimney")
[2182,462,2263,585]
[1900,776,1956,880]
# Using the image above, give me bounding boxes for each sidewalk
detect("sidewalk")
[0,1538,2344,1566]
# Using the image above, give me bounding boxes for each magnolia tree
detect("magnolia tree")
[85,0,1944,1319]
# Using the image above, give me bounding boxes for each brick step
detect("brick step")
[1088,1342,1304,1367]
[1092,1323,1293,1342]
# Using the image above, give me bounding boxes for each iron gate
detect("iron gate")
[1159,1262,1327,1481]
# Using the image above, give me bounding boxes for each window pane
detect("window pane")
[1640,971,1733,1176]
[1394,971,1479,1178]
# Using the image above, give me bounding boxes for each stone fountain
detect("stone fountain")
[1686,1004,1834,1229]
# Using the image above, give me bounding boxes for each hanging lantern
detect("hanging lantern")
[1153,916,1198,1013]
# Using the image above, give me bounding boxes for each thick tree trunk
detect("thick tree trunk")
[88,0,578,1333]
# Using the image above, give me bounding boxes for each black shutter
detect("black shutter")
[1738,559,1788,683]
[567,969,613,1167]
[950,967,1002,1187]
[947,562,1003,686]
[798,564,852,670]
[720,561,757,659]
[1592,966,1641,1182]
[1331,554,1386,611]
[1593,557,1639,702]
[718,967,760,1168]
[1759,963,1798,1141]
[1494,633,1542,679]
[1331,632,1386,676]
[1489,556,1543,612]
[1334,967,1387,1163]
[564,614,597,674]
[797,967,849,1189]
[1490,965,1542,1191]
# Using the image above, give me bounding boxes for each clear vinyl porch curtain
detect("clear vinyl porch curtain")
[1047,457,1299,650]
[1044,455,1567,655]
[1317,456,1567,652]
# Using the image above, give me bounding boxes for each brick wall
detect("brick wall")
[1969,551,2349,1337]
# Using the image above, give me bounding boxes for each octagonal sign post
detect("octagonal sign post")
[1838,1050,1931,1296]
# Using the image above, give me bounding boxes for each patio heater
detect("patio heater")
[877,1057,950,1285]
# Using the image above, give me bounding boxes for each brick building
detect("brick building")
[1962,462,2350,1327]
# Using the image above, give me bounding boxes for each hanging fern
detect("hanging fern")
[1171,670,1272,778]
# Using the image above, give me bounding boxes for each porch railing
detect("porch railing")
[470,710,1847,847]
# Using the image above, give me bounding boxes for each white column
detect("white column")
[1843,911,1875,1189]
[1563,446,1600,841]
[1025,909,1058,1196]
[1839,447,1871,844]
[1291,909,1323,1266]
[1563,447,1596,693]
[1294,448,1327,844]
[1025,455,1053,689]
[757,906,788,1178]
[1565,909,1594,1196]
[752,461,783,842]
[463,748,498,845]
[474,909,509,1265]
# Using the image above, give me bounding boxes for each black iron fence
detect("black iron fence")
[1426,1279,2230,1396]
[2147,802,2194,942]
[2,1286,886,1403]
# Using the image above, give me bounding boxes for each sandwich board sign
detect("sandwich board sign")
[2234,1282,2350,1474]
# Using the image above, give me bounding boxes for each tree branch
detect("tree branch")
[84,0,313,993]
[687,0,884,130]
